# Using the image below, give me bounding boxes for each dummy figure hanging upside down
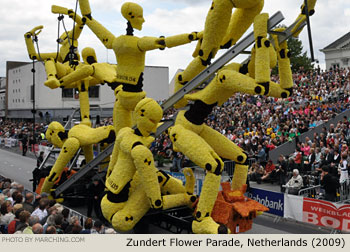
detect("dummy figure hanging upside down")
[173,0,317,108]
[79,0,200,177]
[24,5,86,90]
[40,122,116,195]
[101,98,197,232]
[168,5,317,232]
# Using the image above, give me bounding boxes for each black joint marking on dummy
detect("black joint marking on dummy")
[239,63,249,74]
[68,10,74,15]
[125,216,134,221]
[155,200,162,207]
[259,82,270,95]
[198,49,204,57]
[55,74,59,79]
[49,74,54,77]
[184,100,217,125]
[32,55,37,60]
[237,155,244,162]
[134,128,142,136]
[242,152,249,165]
[166,191,171,195]
[190,195,197,202]
[286,88,293,96]
[219,74,226,83]
[177,74,183,82]
[218,224,228,234]
[158,176,163,183]
[264,40,270,48]
[205,212,210,217]
[128,12,132,15]
[205,163,212,172]
[59,80,63,84]
[100,130,116,145]
[107,181,131,203]
[144,159,151,166]
[214,159,222,176]
[85,13,92,20]
[107,81,122,90]
[210,1,214,10]
[281,92,288,98]
[87,56,96,65]
[80,83,86,92]
[158,36,165,50]
[287,51,291,58]
[279,49,286,59]
[256,36,263,48]
[48,172,56,182]
[58,131,68,141]
[126,21,134,36]
[309,10,315,16]
[63,147,68,153]
[132,141,143,149]
[195,211,201,219]
[26,34,31,39]
[200,51,213,66]
[171,133,177,142]
[31,68,36,73]
[220,39,233,49]
[188,34,194,41]
[157,170,170,186]
[84,115,88,118]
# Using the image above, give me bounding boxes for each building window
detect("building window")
[89,86,99,98]
[62,88,74,98]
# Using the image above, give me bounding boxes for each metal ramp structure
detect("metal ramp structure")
[53,11,307,198]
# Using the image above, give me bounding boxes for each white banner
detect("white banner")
[284,194,303,221]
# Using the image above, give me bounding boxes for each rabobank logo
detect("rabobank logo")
[247,188,284,216]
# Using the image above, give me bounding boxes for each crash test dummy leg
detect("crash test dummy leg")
[169,124,228,233]
[40,138,80,194]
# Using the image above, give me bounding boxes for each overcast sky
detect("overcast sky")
[0,0,349,81]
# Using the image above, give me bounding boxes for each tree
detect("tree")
[287,36,314,72]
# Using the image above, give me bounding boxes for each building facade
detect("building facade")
[5,61,169,122]
[320,32,350,70]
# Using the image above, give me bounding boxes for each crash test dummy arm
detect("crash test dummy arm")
[52,5,85,40]
[24,26,57,60]
[79,0,115,49]
[137,31,199,51]
[291,0,317,37]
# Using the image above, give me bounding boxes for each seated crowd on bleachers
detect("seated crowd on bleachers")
[0,177,116,234]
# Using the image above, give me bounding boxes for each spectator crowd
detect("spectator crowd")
[0,176,116,234]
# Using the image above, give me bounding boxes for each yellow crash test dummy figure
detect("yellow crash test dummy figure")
[168,10,309,233]
[41,122,116,195]
[101,98,197,232]
[24,5,85,90]
[173,0,316,108]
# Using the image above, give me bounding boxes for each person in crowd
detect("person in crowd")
[339,153,349,185]
[32,223,44,234]
[248,163,264,184]
[15,210,31,233]
[320,166,339,202]
[7,206,24,234]
[31,198,49,221]
[261,160,276,183]
[91,220,104,234]
[46,225,56,234]
[23,216,40,234]
[0,200,15,226]
[22,192,34,213]
[285,169,303,195]
[80,217,93,234]
[87,178,104,220]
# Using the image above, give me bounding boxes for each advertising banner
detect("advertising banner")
[303,198,350,232]
[284,194,303,221]
[247,187,284,216]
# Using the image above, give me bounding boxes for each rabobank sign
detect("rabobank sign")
[247,187,284,216]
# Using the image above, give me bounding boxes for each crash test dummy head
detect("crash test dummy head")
[45,122,67,148]
[81,47,97,64]
[121,2,145,30]
[134,98,163,137]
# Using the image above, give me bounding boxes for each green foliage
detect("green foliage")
[287,37,314,72]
